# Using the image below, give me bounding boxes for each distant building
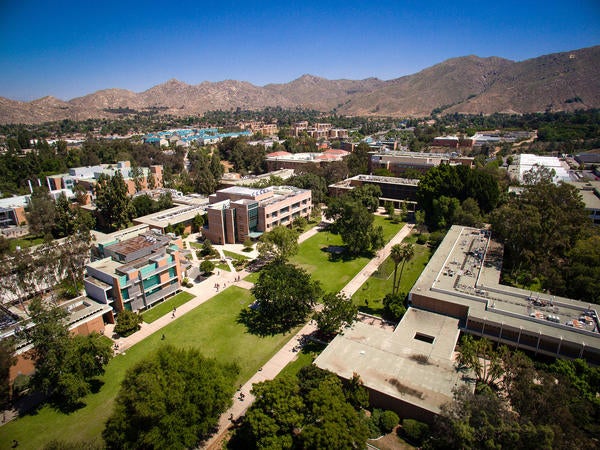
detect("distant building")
[369,151,474,177]
[329,174,419,211]
[143,128,252,147]
[291,121,348,139]
[432,136,460,148]
[47,161,164,196]
[265,149,350,172]
[219,169,295,188]
[85,229,183,314]
[507,154,571,184]
[203,186,311,244]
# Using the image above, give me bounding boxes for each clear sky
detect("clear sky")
[0,0,598,101]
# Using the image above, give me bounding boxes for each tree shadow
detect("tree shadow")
[88,378,105,394]
[237,308,291,337]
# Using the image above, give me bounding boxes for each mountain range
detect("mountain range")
[1,45,599,124]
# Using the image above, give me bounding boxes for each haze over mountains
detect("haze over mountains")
[1,45,599,124]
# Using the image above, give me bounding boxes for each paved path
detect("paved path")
[202,222,414,449]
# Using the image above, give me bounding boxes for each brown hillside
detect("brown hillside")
[0,45,598,124]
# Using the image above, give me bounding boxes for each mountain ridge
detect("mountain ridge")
[1,45,598,124]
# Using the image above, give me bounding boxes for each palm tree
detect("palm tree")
[396,243,415,295]
[390,244,403,296]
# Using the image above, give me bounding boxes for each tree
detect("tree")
[326,199,380,256]
[390,243,414,295]
[53,193,77,238]
[0,338,16,408]
[200,259,215,275]
[249,263,322,334]
[103,345,238,449]
[27,187,56,237]
[455,335,505,387]
[288,173,328,204]
[192,213,205,233]
[346,142,370,177]
[382,293,406,321]
[95,172,134,232]
[114,310,143,337]
[234,367,369,450]
[257,226,299,262]
[130,165,144,192]
[314,292,358,336]
[19,298,112,409]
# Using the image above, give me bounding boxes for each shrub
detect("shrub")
[400,418,429,446]
[428,230,446,249]
[383,293,406,322]
[379,410,399,433]
[114,310,143,337]
[416,233,429,245]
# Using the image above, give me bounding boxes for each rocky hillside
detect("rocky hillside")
[1,45,598,124]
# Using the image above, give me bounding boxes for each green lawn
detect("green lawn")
[276,341,326,379]
[0,287,296,450]
[288,216,404,293]
[351,238,432,316]
[8,235,45,251]
[223,249,251,260]
[141,291,195,323]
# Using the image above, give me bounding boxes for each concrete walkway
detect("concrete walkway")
[202,222,414,449]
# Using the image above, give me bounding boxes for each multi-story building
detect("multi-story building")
[85,229,183,314]
[203,186,311,244]
[369,151,474,177]
[46,161,164,196]
[329,174,419,211]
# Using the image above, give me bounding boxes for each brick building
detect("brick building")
[203,186,311,244]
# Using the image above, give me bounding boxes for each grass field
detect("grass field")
[141,291,195,323]
[351,236,432,316]
[288,216,404,293]
[276,341,326,380]
[8,235,45,251]
[0,287,297,450]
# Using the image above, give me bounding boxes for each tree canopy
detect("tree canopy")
[313,292,358,336]
[95,171,134,232]
[103,345,238,449]
[232,367,369,450]
[257,226,299,263]
[248,262,322,334]
[490,177,595,299]
[19,298,112,410]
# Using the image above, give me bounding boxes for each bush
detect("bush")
[400,418,429,446]
[428,230,446,249]
[416,233,429,245]
[379,410,399,433]
[114,310,143,337]
[383,293,407,322]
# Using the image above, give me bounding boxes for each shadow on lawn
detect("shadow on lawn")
[237,308,296,337]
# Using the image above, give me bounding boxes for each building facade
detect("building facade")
[203,186,311,244]
[369,151,474,177]
[85,230,183,314]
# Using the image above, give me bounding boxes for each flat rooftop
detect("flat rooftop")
[133,203,207,228]
[315,308,470,415]
[105,232,172,257]
[410,226,600,347]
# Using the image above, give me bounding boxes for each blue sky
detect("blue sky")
[0,0,598,101]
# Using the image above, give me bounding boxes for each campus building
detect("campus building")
[507,154,571,184]
[84,229,183,314]
[316,225,600,425]
[46,161,164,196]
[328,174,419,211]
[408,225,600,364]
[203,186,312,244]
[369,151,474,177]
[265,149,350,172]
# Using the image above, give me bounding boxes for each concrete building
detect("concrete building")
[315,310,472,424]
[507,154,571,184]
[47,161,164,196]
[329,174,419,211]
[85,230,183,314]
[369,151,474,177]
[432,136,460,148]
[408,225,600,364]
[219,169,295,188]
[203,186,311,244]
[265,149,350,172]
[565,180,600,225]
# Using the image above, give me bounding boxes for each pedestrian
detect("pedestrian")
[171,311,175,319]
[161,334,165,340]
